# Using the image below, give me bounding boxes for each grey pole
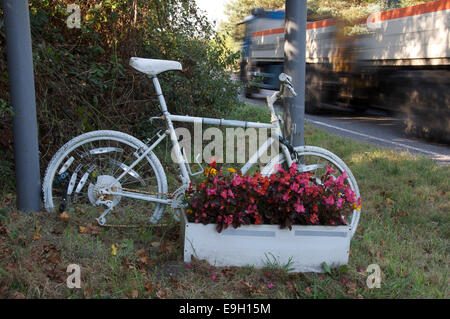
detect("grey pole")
[3,0,41,212]
[283,0,307,147]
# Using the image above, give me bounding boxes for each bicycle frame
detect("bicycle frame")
[108,75,294,205]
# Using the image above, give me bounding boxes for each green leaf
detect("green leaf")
[322,262,332,275]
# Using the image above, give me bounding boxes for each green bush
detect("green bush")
[0,0,241,190]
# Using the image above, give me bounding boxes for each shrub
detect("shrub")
[0,0,241,189]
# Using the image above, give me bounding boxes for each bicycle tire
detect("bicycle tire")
[261,145,361,238]
[42,130,168,224]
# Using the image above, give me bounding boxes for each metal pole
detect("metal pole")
[284,0,307,147]
[3,0,41,212]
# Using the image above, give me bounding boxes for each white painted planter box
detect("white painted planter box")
[182,214,352,273]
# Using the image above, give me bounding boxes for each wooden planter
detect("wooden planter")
[182,214,353,273]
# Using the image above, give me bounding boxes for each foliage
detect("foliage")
[185,160,361,232]
[0,0,241,187]
[219,0,434,47]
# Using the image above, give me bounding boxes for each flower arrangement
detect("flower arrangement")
[185,160,361,233]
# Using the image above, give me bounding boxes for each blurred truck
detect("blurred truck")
[239,0,450,142]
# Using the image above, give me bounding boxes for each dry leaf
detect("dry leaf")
[150,242,160,248]
[144,283,154,293]
[59,212,70,222]
[33,224,42,240]
[79,226,88,234]
[346,282,358,294]
[131,289,139,299]
[136,248,146,257]
[111,244,117,256]
[396,211,410,217]
[156,289,167,299]
[86,223,101,235]
[304,287,313,296]
[83,287,94,298]
[11,292,25,299]
[385,198,393,205]
[160,241,174,253]
[287,282,301,298]
[139,256,153,265]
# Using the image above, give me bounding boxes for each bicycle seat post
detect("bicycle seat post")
[150,75,169,113]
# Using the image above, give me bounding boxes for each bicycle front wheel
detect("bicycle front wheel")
[42,130,168,224]
[261,146,361,238]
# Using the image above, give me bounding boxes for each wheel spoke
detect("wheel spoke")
[43,131,167,225]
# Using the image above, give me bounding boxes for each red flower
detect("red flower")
[209,157,217,169]
[309,213,319,224]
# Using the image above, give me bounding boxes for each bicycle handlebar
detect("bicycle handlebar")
[278,73,297,97]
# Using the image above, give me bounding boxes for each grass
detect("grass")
[0,103,448,299]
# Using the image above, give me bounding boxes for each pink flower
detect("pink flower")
[211,274,217,280]
[336,197,345,208]
[220,190,227,199]
[324,195,335,205]
[289,163,298,174]
[326,166,336,175]
[227,189,235,199]
[267,283,275,289]
[206,188,217,196]
[294,201,305,213]
[232,175,243,186]
[275,164,284,173]
[345,188,356,202]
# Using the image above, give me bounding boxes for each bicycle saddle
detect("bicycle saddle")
[129,57,182,76]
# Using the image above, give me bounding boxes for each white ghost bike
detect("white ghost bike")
[42,57,360,237]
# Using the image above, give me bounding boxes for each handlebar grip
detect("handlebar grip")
[285,84,298,97]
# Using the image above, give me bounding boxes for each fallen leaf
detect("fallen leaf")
[11,292,25,299]
[59,212,70,222]
[239,281,263,296]
[346,282,358,295]
[33,224,42,240]
[139,256,153,265]
[136,248,146,257]
[79,226,88,234]
[83,287,94,298]
[150,242,160,248]
[160,241,174,253]
[86,223,101,235]
[144,283,154,293]
[304,287,313,296]
[111,244,117,256]
[0,285,8,296]
[131,289,139,299]
[156,289,167,299]
[5,262,17,271]
[52,228,63,235]
[395,211,410,217]
[287,282,301,298]
[385,198,393,205]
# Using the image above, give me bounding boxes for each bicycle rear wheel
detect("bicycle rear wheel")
[42,130,168,225]
[261,145,361,238]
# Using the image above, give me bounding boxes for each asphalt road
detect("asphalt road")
[240,90,450,165]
